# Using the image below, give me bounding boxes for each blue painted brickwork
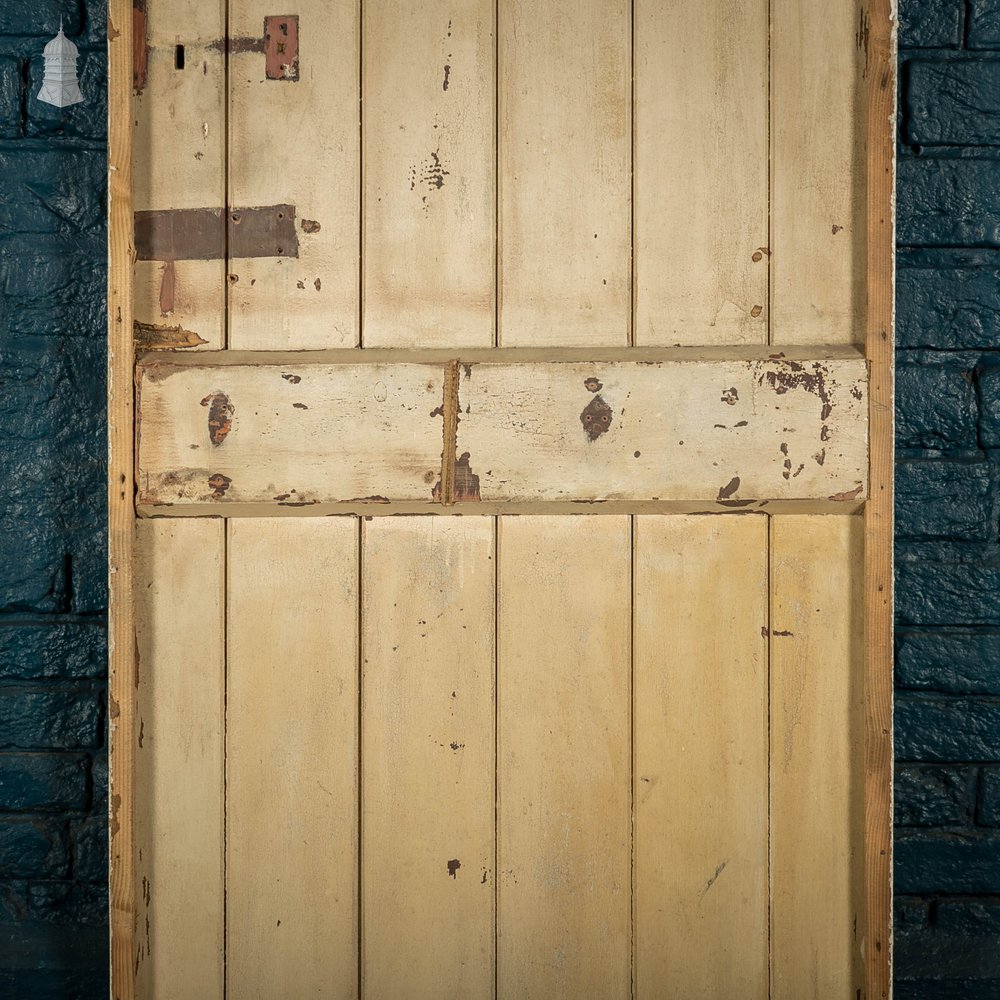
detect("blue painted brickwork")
[0,0,109,996]
[0,0,995,995]
[896,0,1000,995]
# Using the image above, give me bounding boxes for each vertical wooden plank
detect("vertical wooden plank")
[497,516,630,998]
[108,2,136,996]
[634,1,768,346]
[362,517,495,998]
[771,0,867,344]
[133,0,226,349]
[134,520,225,1000]
[770,515,865,998]
[633,515,768,997]
[498,0,630,346]
[228,0,359,349]
[226,519,359,999]
[363,1,495,348]
[864,3,897,996]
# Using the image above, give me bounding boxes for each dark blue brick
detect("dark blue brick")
[896,542,1000,625]
[0,57,21,139]
[898,157,1000,247]
[0,149,104,236]
[978,766,1000,824]
[977,366,1000,447]
[897,629,1000,693]
[69,814,104,882]
[970,0,1000,49]
[936,897,1000,932]
[896,982,1000,999]
[0,690,101,750]
[906,59,1000,146]
[26,881,106,926]
[900,0,963,48]
[27,50,106,141]
[895,895,931,929]
[896,460,993,539]
[895,926,1000,980]
[0,753,87,812]
[895,764,975,825]
[0,624,106,681]
[0,968,109,1000]
[896,352,978,452]
[896,829,1000,892]
[897,266,1000,349]
[0,819,67,878]
[0,2,82,38]
[896,694,1000,760]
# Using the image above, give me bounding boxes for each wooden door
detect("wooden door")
[108,2,896,998]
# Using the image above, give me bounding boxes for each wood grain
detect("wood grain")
[228,0,359,349]
[135,354,868,511]
[108,1,136,995]
[136,360,445,507]
[633,514,768,997]
[132,0,226,349]
[361,517,495,997]
[770,515,865,998]
[634,0,768,345]
[863,2,897,995]
[363,0,495,347]
[498,0,630,346]
[226,518,360,998]
[771,0,867,345]
[455,358,868,505]
[134,520,225,999]
[497,516,631,998]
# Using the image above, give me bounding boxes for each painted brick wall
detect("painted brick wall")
[0,0,997,997]
[0,0,109,996]
[895,0,1000,996]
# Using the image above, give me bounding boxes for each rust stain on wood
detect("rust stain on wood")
[134,205,299,261]
[453,452,481,501]
[264,16,299,80]
[132,0,148,94]
[158,259,175,315]
[208,473,232,499]
[580,395,613,440]
[133,322,207,350]
[201,392,233,446]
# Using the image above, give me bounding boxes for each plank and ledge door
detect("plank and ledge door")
[122,1,882,998]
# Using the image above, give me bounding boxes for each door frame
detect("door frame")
[105,1,897,996]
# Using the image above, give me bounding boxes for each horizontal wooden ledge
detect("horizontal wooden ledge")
[138,501,865,518]
[138,344,866,364]
[135,354,868,514]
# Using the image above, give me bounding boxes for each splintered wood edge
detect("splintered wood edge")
[864,2,896,997]
[108,0,137,997]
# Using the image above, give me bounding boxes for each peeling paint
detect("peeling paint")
[133,322,207,350]
[200,392,233,446]
[717,476,740,500]
[580,395,613,440]
[208,473,232,499]
[447,859,461,879]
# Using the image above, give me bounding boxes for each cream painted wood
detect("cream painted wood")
[634,514,769,998]
[634,0,768,346]
[136,354,867,511]
[498,0,630,346]
[363,0,495,347]
[227,0,359,349]
[133,0,225,349]
[497,516,631,999]
[456,358,867,504]
[226,519,359,999]
[134,519,225,999]
[361,517,495,998]
[771,0,866,344]
[770,515,866,997]
[135,360,444,507]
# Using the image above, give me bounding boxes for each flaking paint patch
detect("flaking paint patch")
[208,473,232,499]
[133,322,207,350]
[757,360,834,421]
[201,392,233,445]
[580,395,613,440]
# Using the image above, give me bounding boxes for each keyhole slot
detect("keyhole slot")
[175,45,185,70]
